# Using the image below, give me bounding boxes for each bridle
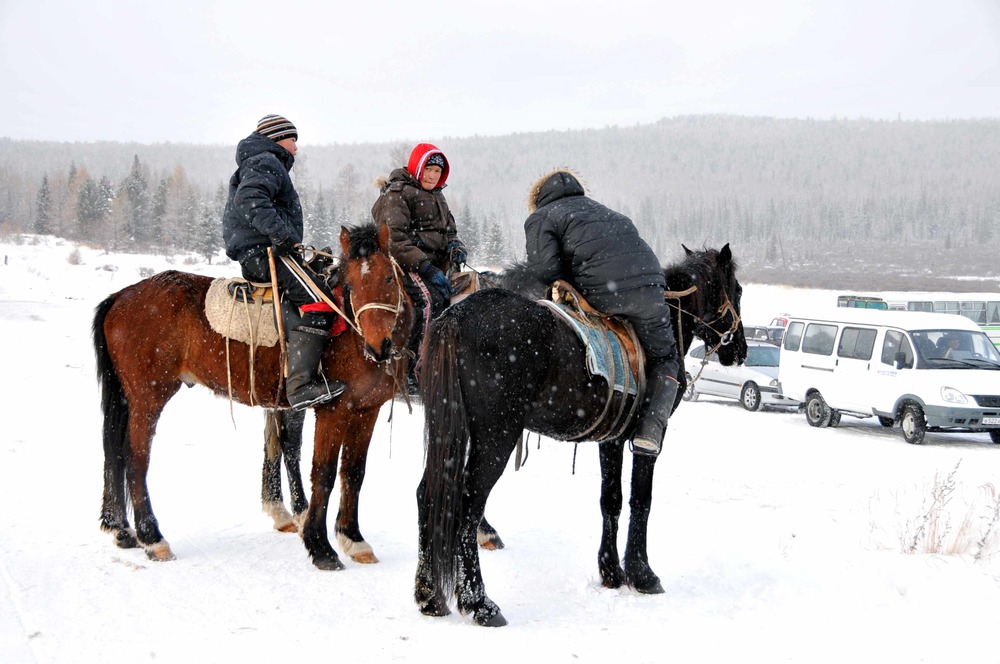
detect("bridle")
[345,255,410,365]
[665,280,742,361]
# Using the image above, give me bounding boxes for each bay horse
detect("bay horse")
[92,222,413,569]
[415,244,747,626]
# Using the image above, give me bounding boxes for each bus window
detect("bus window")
[907,301,934,313]
[934,301,960,315]
[988,302,1000,325]
[961,301,987,324]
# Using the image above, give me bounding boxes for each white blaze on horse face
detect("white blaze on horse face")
[361,259,370,276]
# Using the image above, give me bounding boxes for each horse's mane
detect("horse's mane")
[344,222,381,259]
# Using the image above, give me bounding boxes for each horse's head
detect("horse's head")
[338,222,413,364]
[667,243,748,367]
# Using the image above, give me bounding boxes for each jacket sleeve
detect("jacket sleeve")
[372,188,429,271]
[523,209,563,285]
[234,155,295,245]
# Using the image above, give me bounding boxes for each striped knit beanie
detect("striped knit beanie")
[256,114,298,142]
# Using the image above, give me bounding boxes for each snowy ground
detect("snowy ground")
[1,236,999,664]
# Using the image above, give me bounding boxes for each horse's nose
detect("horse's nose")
[365,337,393,363]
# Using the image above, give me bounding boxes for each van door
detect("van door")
[829,326,879,413]
[792,321,839,398]
[870,330,914,414]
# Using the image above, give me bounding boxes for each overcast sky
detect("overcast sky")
[1,0,998,146]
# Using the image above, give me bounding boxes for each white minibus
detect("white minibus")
[778,309,1000,444]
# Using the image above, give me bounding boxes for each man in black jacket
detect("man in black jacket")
[523,169,679,456]
[222,114,345,410]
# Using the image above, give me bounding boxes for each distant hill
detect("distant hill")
[2,115,999,291]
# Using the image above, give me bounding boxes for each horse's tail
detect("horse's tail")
[92,294,131,528]
[419,313,468,597]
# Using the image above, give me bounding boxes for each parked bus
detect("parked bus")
[841,291,1000,348]
[836,295,888,310]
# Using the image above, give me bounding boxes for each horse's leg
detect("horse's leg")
[597,439,627,588]
[623,454,665,593]
[280,408,309,526]
[125,391,179,562]
[334,409,380,564]
[477,515,505,550]
[261,409,295,532]
[301,407,347,570]
[453,428,518,627]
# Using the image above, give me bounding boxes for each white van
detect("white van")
[778,309,1000,444]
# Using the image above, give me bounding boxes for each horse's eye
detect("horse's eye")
[385,275,393,284]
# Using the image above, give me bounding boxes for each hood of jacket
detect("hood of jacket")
[527,169,585,213]
[406,143,450,188]
[235,131,295,171]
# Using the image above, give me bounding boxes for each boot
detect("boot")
[632,363,680,457]
[283,309,347,411]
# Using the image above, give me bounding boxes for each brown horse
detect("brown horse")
[92,222,413,570]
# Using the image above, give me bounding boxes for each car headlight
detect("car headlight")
[769,379,779,388]
[940,386,969,404]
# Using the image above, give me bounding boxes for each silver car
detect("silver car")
[682,340,799,411]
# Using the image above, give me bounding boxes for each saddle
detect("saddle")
[539,280,647,443]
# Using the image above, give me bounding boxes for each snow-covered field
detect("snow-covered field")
[1,236,999,664]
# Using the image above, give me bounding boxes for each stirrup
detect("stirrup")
[289,376,347,411]
[631,436,661,457]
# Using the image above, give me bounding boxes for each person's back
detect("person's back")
[523,169,677,456]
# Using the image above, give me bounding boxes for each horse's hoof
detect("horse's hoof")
[601,571,626,589]
[313,555,346,571]
[474,607,507,627]
[628,576,664,594]
[418,596,451,617]
[478,536,505,551]
[337,534,378,564]
[113,529,138,549]
[144,541,175,562]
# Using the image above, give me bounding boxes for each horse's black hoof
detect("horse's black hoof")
[474,608,507,627]
[114,529,138,549]
[312,554,346,571]
[418,596,452,617]
[601,569,626,589]
[627,574,664,594]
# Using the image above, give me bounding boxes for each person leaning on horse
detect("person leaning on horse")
[371,142,468,392]
[523,169,680,456]
[222,114,346,410]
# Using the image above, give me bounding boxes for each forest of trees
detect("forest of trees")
[2,115,999,290]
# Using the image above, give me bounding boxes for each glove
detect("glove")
[447,240,468,267]
[272,239,300,257]
[421,264,455,299]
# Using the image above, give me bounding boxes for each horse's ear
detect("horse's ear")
[682,244,693,256]
[376,222,391,253]
[339,226,351,255]
[719,243,732,264]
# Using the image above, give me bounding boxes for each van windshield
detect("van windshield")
[912,330,1000,369]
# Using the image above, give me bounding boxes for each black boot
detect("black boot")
[283,310,347,411]
[632,363,680,456]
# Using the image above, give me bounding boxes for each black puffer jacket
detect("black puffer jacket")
[371,167,458,272]
[222,132,303,262]
[523,170,665,297]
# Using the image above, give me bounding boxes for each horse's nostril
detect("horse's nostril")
[381,338,392,358]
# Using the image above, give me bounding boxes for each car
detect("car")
[682,340,799,411]
[744,325,785,346]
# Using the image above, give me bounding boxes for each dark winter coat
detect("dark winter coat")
[371,167,459,273]
[523,170,665,298]
[222,132,303,263]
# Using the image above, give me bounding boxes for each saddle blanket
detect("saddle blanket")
[537,299,639,396]
[205,278,280,347]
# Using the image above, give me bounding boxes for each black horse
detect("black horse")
[415,244,747,626]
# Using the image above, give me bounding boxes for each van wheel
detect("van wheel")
[682,373,698,402]
[900,404,926,444]
[805,393,833,428]
[877,416,895,428]
[989,430,1000,444]
[740,382,762,412]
